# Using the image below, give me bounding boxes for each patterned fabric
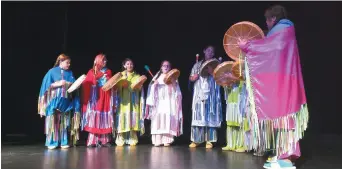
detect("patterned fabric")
[115,131,139,145]
[115,71,145,145]
[190,60,204,76]
[87,133,111,145]
[191,126,217,143]
[38,66,77,116]
[223,82,250,150]
[81,68,114,146]
[189,59,222,143]
[145,72,183,145]
[151,134,174,146]
[38,66,80,147]
[115,71,145,133]
[45,111,69,147]
[191,75,222,128]
[242,19,308,158]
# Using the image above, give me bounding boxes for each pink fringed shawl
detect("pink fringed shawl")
[241,26,308,158]
[241,26,306,122]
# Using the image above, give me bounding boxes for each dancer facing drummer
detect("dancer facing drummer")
[81,54,114,147]
[115,58,145,146]
[145,61,183,147]
[237,5,309,169]
[38,54,80,149]
[189,46,222,149]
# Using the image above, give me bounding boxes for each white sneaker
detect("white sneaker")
[263,162,280,169]
[47,146,57,150]
[263,160,296,169]
[61,145,70,149]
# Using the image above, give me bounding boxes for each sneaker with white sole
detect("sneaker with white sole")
[47,146,57,150]
[263,160,296,169]
[61,145,70,149]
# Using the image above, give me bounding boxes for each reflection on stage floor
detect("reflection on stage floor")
[2,134,342,169]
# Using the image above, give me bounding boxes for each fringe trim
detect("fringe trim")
[226,103,243,126]
[147,83,183,137]
[245,59,262,150]
[245,59,309,155]
[82,85,114,135]
[139,88,145,136]
[115,88,145,137]
[176,93,183,136]
[70,112,81,146]
[224,126,246,150]
[38,84,71,116]
[260,104,309,156]
[45,112,70,142]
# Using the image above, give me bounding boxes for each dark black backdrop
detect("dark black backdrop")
[2,1,341,145]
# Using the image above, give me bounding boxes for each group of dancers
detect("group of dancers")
[38,5,309,169]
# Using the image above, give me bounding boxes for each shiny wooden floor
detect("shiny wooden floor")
[2,134,342,169]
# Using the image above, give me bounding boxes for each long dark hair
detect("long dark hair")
[122,58,134,71]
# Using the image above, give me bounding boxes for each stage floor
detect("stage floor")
[2,134,342,169]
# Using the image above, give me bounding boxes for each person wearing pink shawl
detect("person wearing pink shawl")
[237,5,309,169]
